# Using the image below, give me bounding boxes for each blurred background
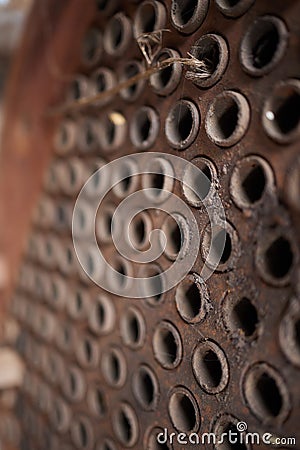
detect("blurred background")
[0,0,32,143]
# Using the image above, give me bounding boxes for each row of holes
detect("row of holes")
[91,1,289,83]
[63,77,300,159]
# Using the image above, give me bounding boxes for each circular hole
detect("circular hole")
[266,237,293,278]
[76,335,98,368]
[202,222,240,272]
[171,0,209,34]
[120,306,146,349]
[99,111,127,151]
[150,48,182,96]
[120,60,145,101]
[81,28,102,66]
[103,13,132,56]
[205,90,250,147]
[130,106,159,150]
[243,363,290,423]
[134,0,166,37]
[162,214,190,261]
[165,99,200,149]
[192,340,229,394]
[153,321,182,369]
[213,415,250,450]
[71,416,94,449]
[129,212,152,250]
[256,231,294,286]
[51,397,71,433]
[89,295,115,335]
[101,346,127,388]
[139,263,165,306]
[68,75,90,101]
[142,157,174,204]
[262,79,300,144]
[64,366,86,402]
[168,387,200,433]
[147,427,172,450]
[112,159,139,199]
[68,288,89,320]
[215,0,254,18]
[88,385,106,417]
[91,67,116,106]
[132,365,159,410]
[230,155,275,209]
[54,120,76,155]
[96,204,115,243]
[78,118,99,152]
[228,297,258,338]
[182,156,217,207]
[112,403,139,447]
[175,274,209,323]
[187,34,229,88]
[109,256,133,292]
[279,301,300,368]
[240,15,288,76]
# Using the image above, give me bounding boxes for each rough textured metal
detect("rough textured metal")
[0,1,300,450]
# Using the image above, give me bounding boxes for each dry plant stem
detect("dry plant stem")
[50,56,211,115]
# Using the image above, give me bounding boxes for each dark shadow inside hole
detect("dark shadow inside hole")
[70,372,77,394]
[111,20,123,48]
[107,120,116,144]
[141,6,156,32]
[79,422,88,447]
[232,297,258,336]
[138,114,151,142]
[95,388,105,415]
[139,371,154,405]
[222,423,247,450]
[256,372,283,417]
[85,124,94,146]
[170,221,182,254]
[218,101,238,139]
[96,302,105,327]
[134,218,146,243]
[150,173,164,191]
[158,64,173,87]
[110,354,120,382]
[176,394,196,431]
[274,92,300,135]
[161,330,177,364]
[128,315,140,343]
[265,236,293,278]
[177,0,196,24]
[177,106,193,142]
[242,164,266,203]
[72,80,81,100]
[183,283,201,318]
[212,229,232,264]
[194,38,220,74]
[252,24,279,69]
[84,339,92,362]
[97,73,106,92]
[202,349,222,387]
[118,410,132,443]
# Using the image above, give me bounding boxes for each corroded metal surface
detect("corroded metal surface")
[0,0,300,449]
